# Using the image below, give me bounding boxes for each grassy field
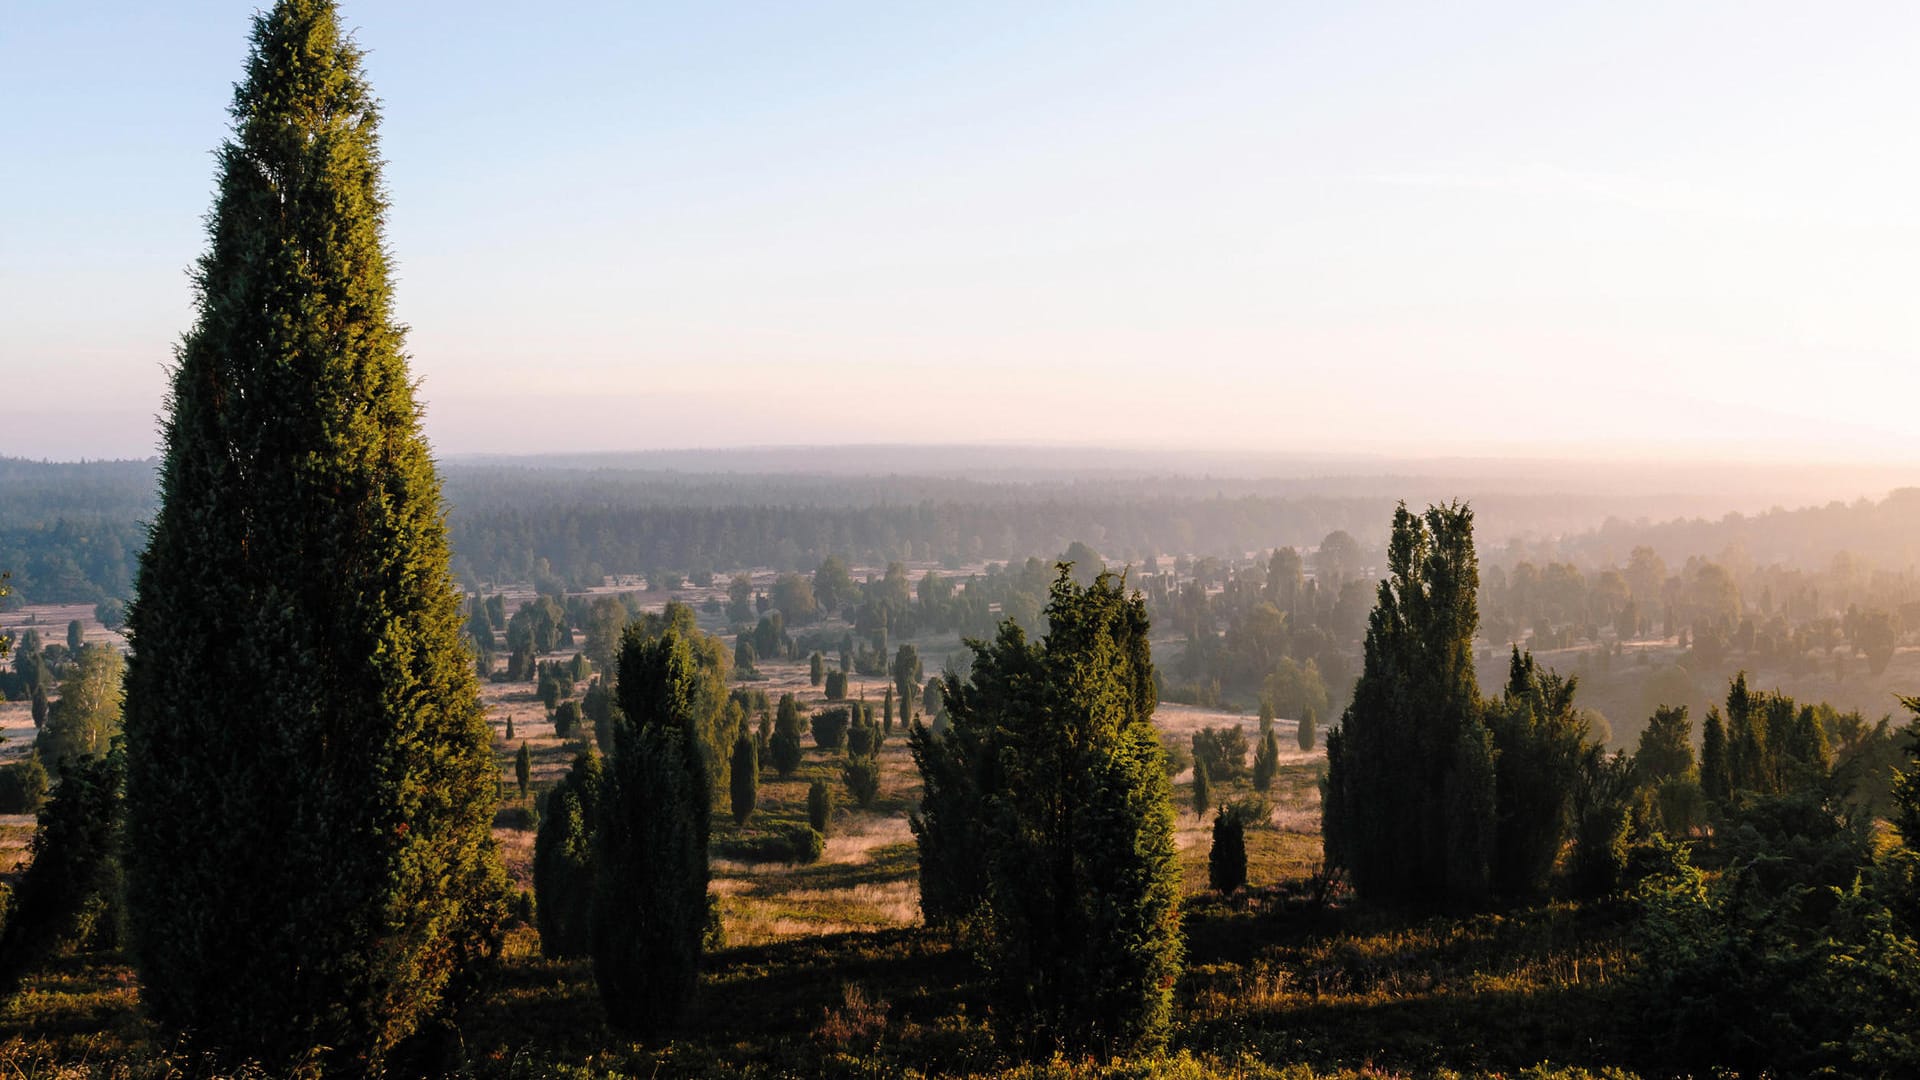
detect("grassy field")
[0,647,1654,1079]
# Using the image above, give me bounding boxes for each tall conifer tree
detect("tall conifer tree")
[730,731,759,824]
[594,625,711,1034]
[534,750,603,959]
[122,2,505,1068]
[1323,502,1495,907]
[914,568,1181,1052]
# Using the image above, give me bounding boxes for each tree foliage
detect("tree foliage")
[811,706,850,751]
[911,568,1181,1053]
[892,644,921,718]
[1209,808,1248,895]
[1252,726,1279,793]
[771,693,805,778]
[843,753,880,809]
[533,750,602,959]
[730,732,758,825]
[807,779,833,835]
[1635,705,1705,836]
[1190,725,1248,783]
[0,754,49,814]
[0,750,124,992]
[1632,783,1917,1076]
[40,645,123,772]
[1568,747,1636,898]
[120,4,505,1068]
[593,625,711,1034]
[1486,649,1590,898]
[1323,503,1496,908]
[613,603,732,801]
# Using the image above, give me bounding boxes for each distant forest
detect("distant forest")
[3,456,1917,609]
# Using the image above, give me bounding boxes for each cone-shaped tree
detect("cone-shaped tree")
[593,625,711,1034]
[771,693,805,777]
[1252,728,1279,792]
[1209,807,1247,895]
[121,2,506,1068]
[730,731,758,825]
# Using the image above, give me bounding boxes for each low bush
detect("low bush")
[844,755,880,808]
[0,756,49,814]
[786,825,825,865]
[496,804,539,831]
[812,708,850,751]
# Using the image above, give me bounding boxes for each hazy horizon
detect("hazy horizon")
[9,2,1920,463]
[5,444,1913,518]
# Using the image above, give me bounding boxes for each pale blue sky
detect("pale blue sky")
[4,2,1918,462]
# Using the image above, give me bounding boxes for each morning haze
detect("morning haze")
[2,2,1917,1078]
[6,2,1918,462]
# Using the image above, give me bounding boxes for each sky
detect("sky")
[4,2,1919,463]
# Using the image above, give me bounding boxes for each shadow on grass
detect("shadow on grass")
[740,842,918,897]
[1176,896,1644,1076]
[461,927,998,1077]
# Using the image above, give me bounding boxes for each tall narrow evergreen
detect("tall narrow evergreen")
[121,2,505,1068]
[1323,502,1495,907]
[1701,707,1732,806]
[593,625,711,1034]
[534,750,603,959]
[730,731,759,825]
[1192,757,1213,818]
